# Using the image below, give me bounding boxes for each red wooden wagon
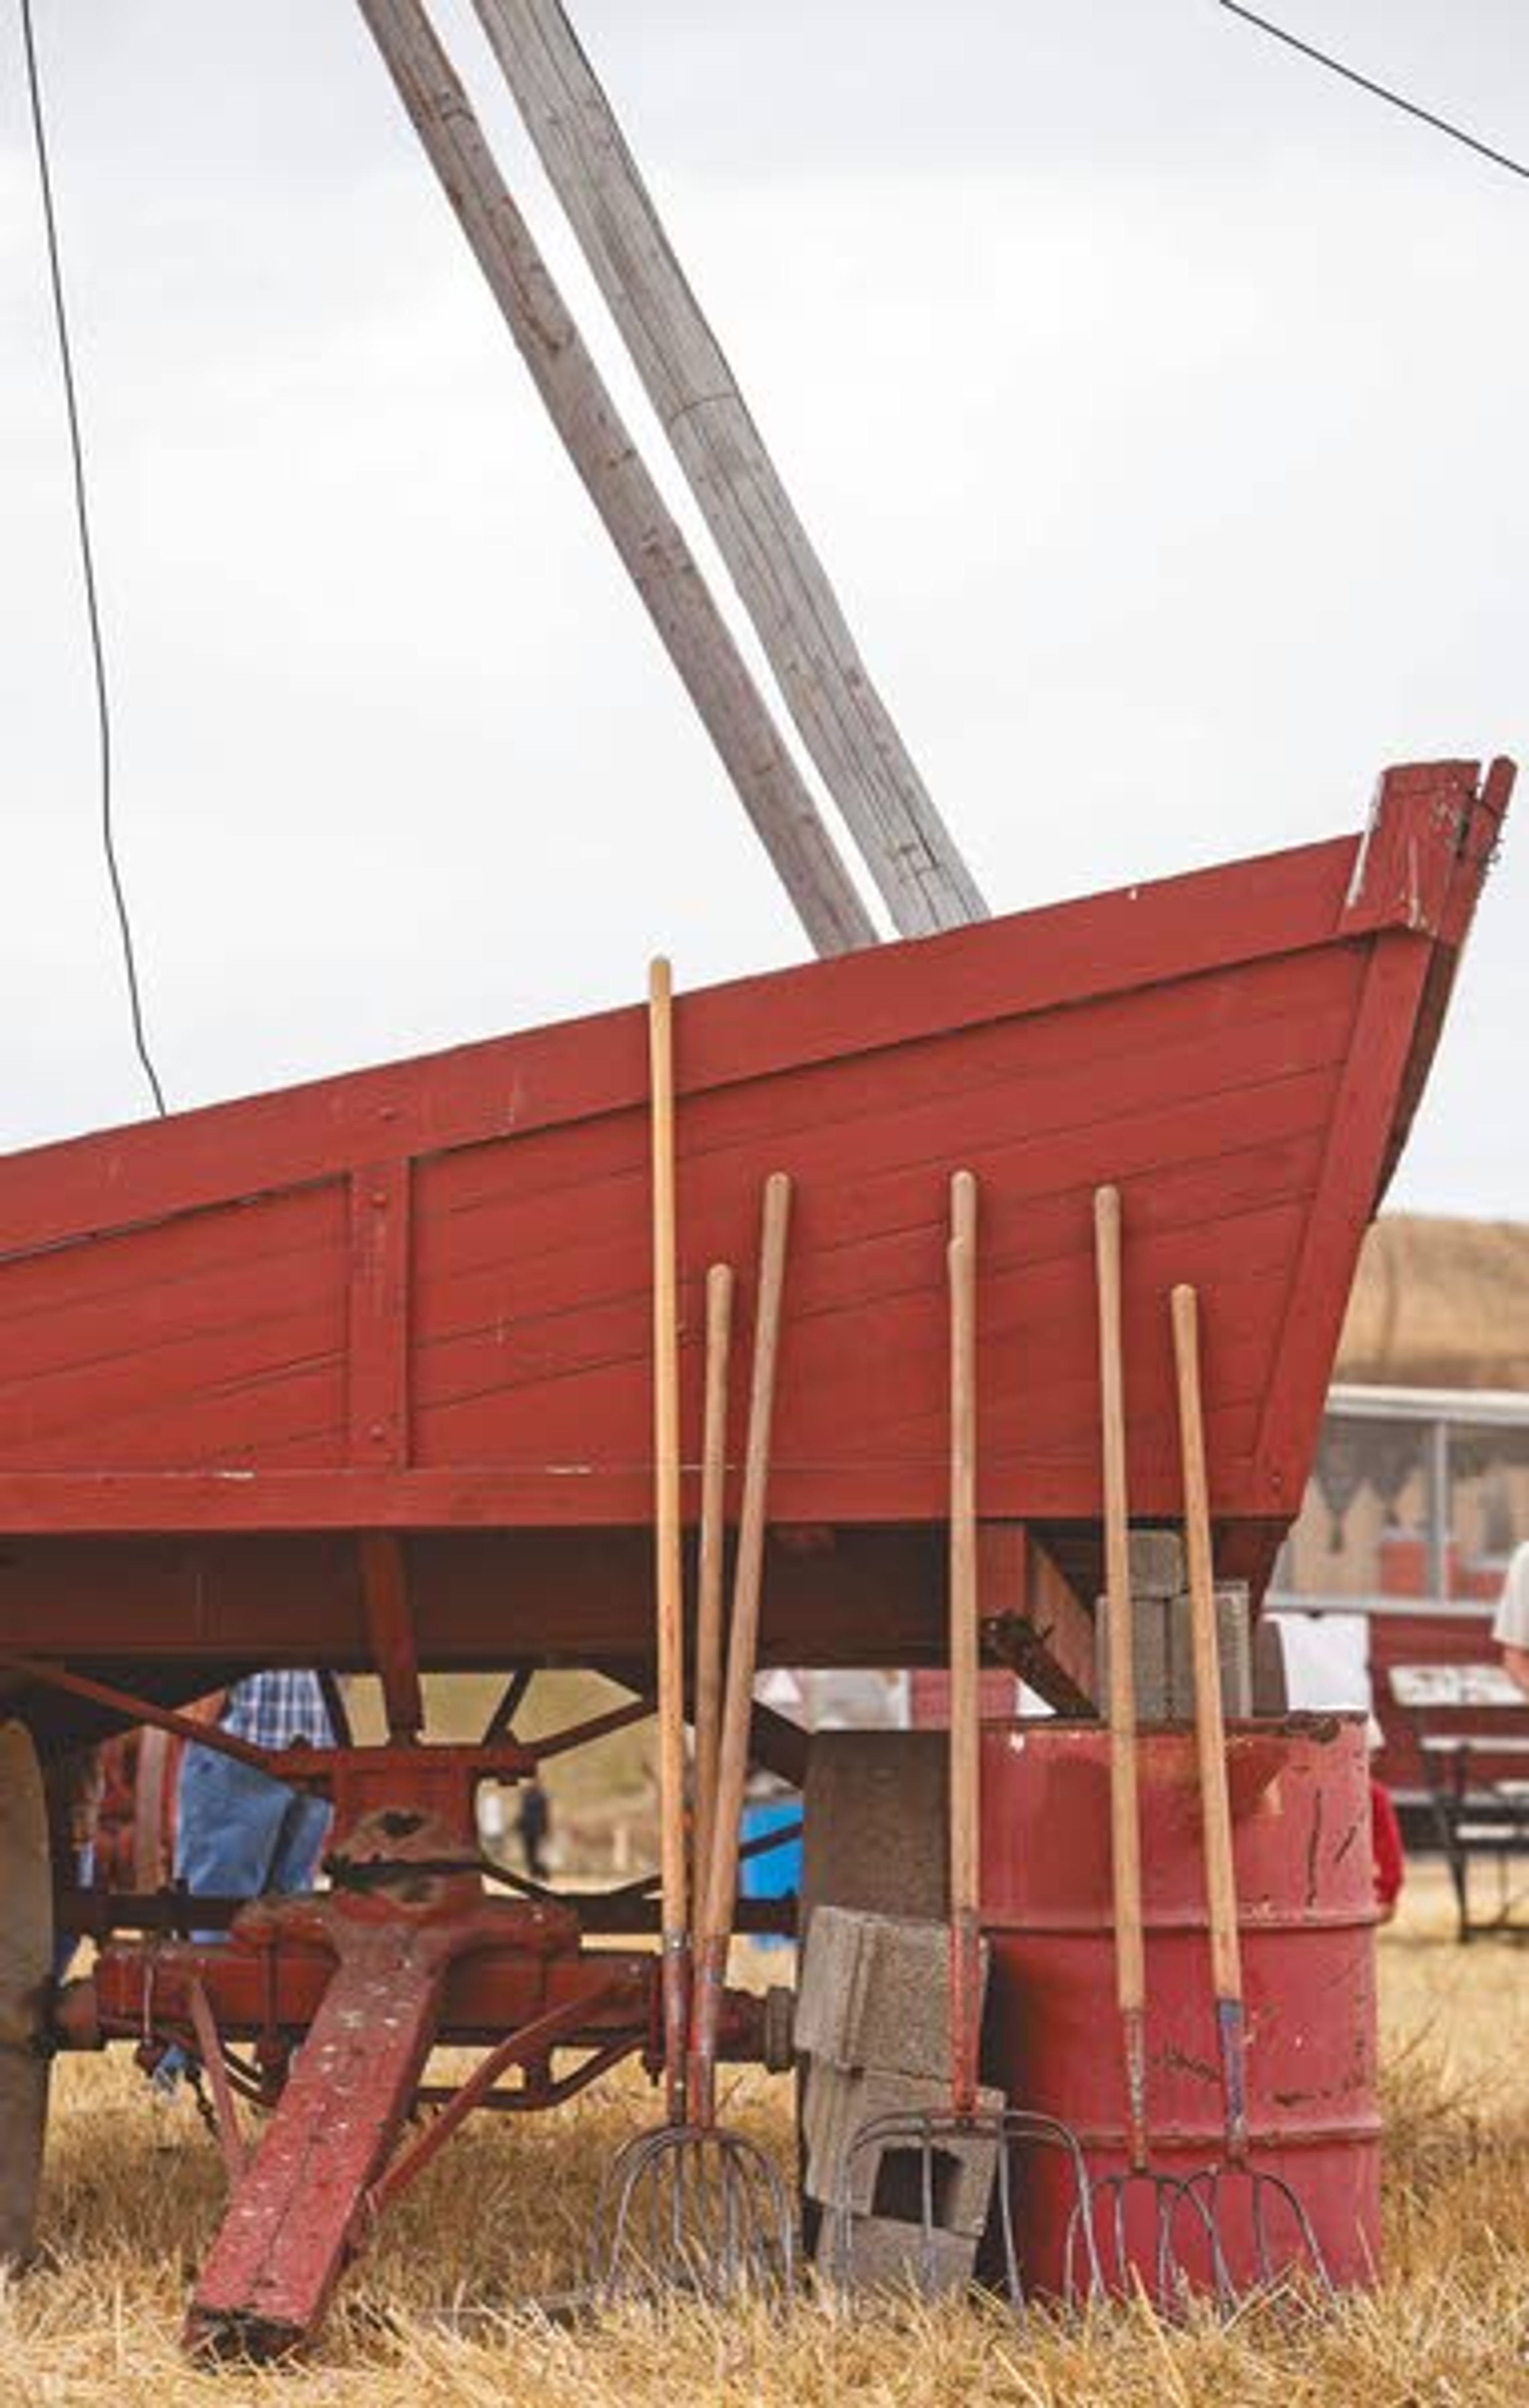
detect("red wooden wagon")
[0,753,1511,2349]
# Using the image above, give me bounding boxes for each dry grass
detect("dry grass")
[11,1866,1529,2404]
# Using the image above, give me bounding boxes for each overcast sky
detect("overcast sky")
[1,2,1524,1214]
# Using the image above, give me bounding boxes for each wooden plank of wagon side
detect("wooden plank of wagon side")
[353,0,875,962]
[470,0,989,939]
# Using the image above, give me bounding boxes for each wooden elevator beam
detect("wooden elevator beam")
[354,0,877,960]
[471,0,991,939]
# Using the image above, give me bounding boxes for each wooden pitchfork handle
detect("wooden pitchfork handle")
[647,958,688,2122]
[690,1174,792,2128]
[1095,1184,1148,2170]
[692,1262,735,1939]
[948,1171,983,2120]
[1171,1282,1249,2163]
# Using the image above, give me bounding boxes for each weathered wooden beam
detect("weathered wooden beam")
[468,0,990,940]
[354,0,876,960]
[357,1531,424,1741]
[976,1524,1097,1716]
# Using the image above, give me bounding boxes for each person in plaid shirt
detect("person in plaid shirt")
[175,1671,333,1914]
[152,1675,334,2106]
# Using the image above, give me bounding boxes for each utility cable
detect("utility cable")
[1219,3,1529,185]
[19,0,168,1116]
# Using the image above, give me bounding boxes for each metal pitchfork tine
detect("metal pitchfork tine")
[1167,1283,1333,2303]
[1064,1186,1215,2307]
[832,1172,1099,2308]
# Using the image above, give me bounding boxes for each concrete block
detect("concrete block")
[1098,1577,1253,1723]
[796,1906,985,2079]
[792,1905,853,2061]
[838,1915,956,2079]
[1128,1531,1186,1599]
[1096,1591,1174,1722]
[799,2056,834,2168]
[800,2056,855,2185]
[1167,1582,1253,1721]
[818,2210,978,2297]
[802,2064,1003,2238]
[802,1733,948,1925]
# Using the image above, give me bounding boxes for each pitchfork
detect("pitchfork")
[1165,1282,1332,2302]
[1066,1186,1217,2304]
[591,986,795,2299]
[831,1172,1099,2306]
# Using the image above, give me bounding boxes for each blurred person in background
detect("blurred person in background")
[515,1776,551,1880]
[153,1672,333,2117]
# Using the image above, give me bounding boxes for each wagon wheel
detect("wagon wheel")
[0,1720,53,2265]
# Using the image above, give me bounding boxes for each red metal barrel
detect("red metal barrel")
[980,1712,1380,2294]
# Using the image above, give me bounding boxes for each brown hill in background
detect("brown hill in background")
[1339,1215,1529,1390]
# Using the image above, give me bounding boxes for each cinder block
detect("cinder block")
[797,1906,985,2079]
[1097,1575,1253,1724]
[802,1733,948,1925]
[839,1916,958,2079]
[803,2064,1003,2239]
[800,2046,873,2172]
[1096,1591,1174,1722]
[817,2210,978,2297]
[1167,1582,1253,1721]
[1128,1532,1186,1598]
[793,1905,854,2061]
[800,2058,856,2191]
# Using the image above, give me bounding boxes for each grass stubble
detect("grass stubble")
[6,1868,1529,2406]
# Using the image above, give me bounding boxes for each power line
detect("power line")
[19,0,168,1118]
[1219,4,1529,184]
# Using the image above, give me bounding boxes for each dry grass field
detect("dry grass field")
[8,1862,1529,2406]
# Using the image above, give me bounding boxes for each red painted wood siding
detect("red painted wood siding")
[0,760,1508,1543]
[0,945,1357,1512]
[0,1184,348,1469]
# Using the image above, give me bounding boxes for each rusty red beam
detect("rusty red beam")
[412,2034,637,2113]
[68,1884,794,1950]
[365,1980,625,2218]
[185,1909,460,2357]
[177,1887,666,2357]
[90,1923,771,2056]
[0,1461,1282,1532]
[0,1526,958,1672]
[186,1978,249,2187]
[2,1655,277,1773]
[357,1530,424,1740]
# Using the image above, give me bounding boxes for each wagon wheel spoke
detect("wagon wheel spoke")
[0,1719,53,2265]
